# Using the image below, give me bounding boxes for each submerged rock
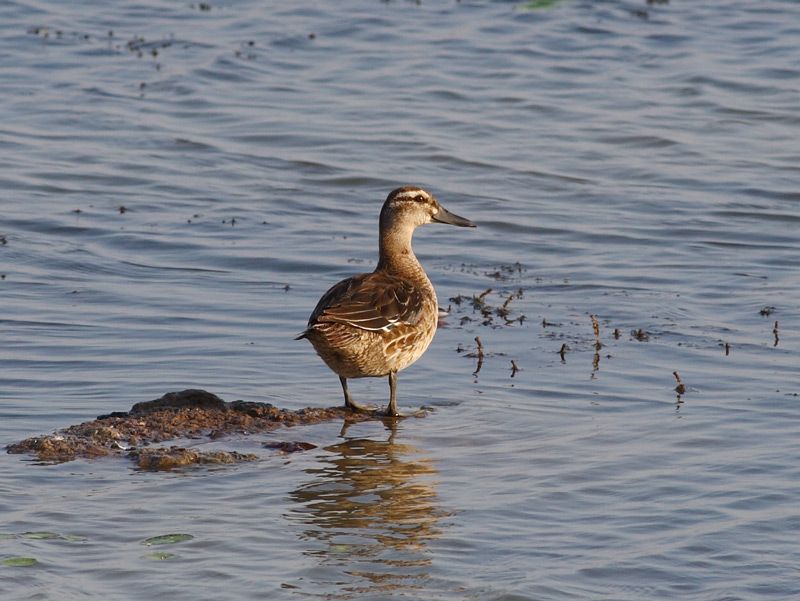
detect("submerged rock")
[7,389,371,469]
[131,446,258,470]
[263,441,317,453]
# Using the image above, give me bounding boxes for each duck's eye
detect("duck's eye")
[415,195,425,202]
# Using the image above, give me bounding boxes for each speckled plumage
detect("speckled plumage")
[297,186,475,416]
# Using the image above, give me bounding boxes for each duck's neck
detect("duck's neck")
[377,223,429,284]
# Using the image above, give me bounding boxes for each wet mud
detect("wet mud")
[6,389,372,469]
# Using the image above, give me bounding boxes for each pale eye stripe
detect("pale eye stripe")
[395,190,428,201]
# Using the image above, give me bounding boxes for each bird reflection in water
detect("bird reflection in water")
[288,422,446,597]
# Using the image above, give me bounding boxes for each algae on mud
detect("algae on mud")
[6,389,374,470]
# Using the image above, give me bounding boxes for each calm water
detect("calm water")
[2,0,799,599]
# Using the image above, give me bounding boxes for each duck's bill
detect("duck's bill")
[433,205,476,227]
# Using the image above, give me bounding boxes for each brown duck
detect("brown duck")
[297,186,476,416]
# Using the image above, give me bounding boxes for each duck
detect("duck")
[296,186,476,416]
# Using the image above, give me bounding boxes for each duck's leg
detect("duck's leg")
[340,376,374,412]
[386,371,399,417]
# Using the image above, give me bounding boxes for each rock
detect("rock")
[129,446,258,470]
[6,389,378,469]
[129,389,226,415]
[263,441,317,453]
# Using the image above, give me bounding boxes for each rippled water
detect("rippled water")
[2,1,799,599]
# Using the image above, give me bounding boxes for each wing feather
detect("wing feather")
[306,272,424,333]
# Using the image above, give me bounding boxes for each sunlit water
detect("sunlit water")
[2,1,799,599]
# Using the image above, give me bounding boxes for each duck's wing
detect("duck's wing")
[308,272,425,333]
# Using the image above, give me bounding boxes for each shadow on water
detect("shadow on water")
[287,422,446,597]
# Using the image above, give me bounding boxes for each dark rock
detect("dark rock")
[264,441,317,453]
[97,411,130,420]
[129,389,226,415]
[228,400,276,417]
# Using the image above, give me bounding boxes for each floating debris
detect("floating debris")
[558,343,569,361]
[474,287,492,308]
[471,336,485,376]
[673,371,686,395]
[760,306,776,316]
[21,531,61,540]
[773,321,779,347]
[631,328,649,342]
[724,342,731,356]
[523,0,565,9]
[495,289,523,324]
[142,552,176,561]
[3,557,38,568]
[450,283,527,329]
[510,360,520,377]
[142,533,194,546]
[590,314,602,350]
[484,262,525,281]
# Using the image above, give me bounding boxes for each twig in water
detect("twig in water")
[496,293,515,321]
[510,360,520,377]
[591,314,602,350]
[673,371,686,395]
[473,336,484,376]
[475,287,492,303]
[558,343,568,361]
[773,321,779,347]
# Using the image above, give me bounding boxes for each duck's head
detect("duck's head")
[380,186,476,230]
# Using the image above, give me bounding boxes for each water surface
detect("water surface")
[2,1,799,599]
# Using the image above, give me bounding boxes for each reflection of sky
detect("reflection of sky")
[288,426,446,597]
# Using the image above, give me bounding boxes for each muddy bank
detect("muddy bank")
[7,389,373,469]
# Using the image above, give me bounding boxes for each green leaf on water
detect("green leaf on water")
[142,533,194,546]
[4,557,38,567]
[21,531,61,540]
[142,552,176,561]
[62,534,88,542]
[522,0,564,9]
